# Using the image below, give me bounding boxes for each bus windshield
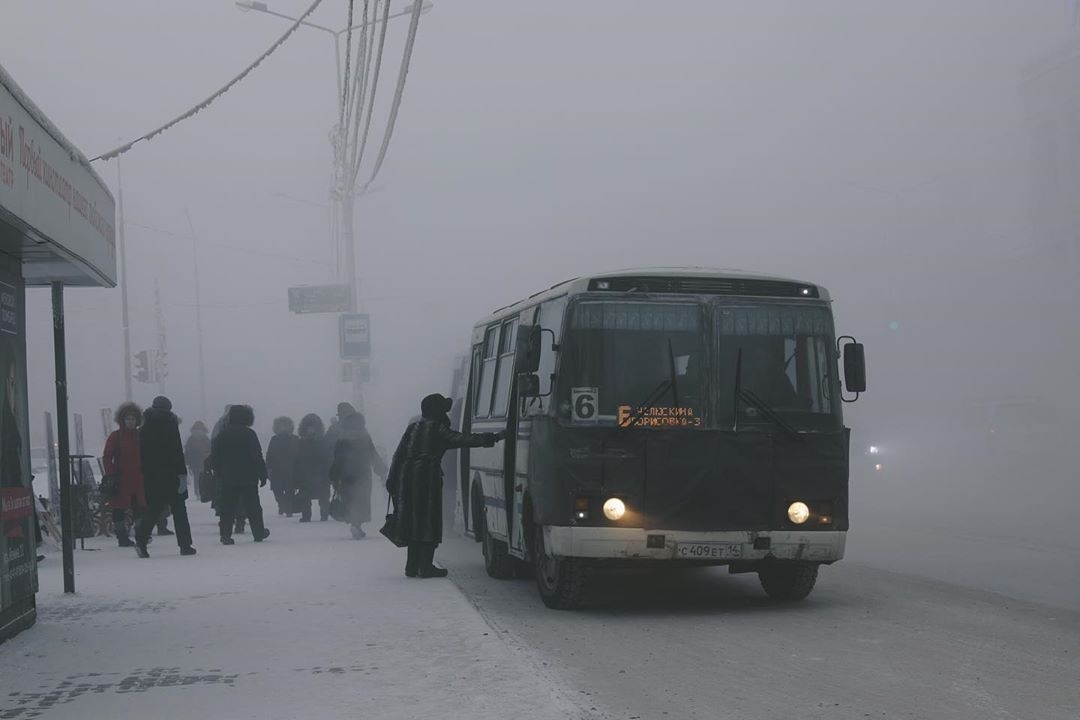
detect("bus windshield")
[559,299,840,431]
[562,301,706,426]
[716,304,840,431]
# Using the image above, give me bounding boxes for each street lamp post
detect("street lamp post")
[236,0,432,409]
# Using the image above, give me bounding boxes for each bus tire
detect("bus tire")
[481,511,516,580]
[534,525,586,610]
[758,562,819,602]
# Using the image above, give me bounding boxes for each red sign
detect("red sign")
[0,487,32,520]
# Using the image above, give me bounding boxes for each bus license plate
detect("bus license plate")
[675,542,742,560]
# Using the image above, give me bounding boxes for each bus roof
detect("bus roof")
[476,267,830,327]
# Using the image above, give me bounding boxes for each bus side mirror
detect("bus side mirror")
[843,342,867,394]
[517,373,541,398]
[515,325,542,374]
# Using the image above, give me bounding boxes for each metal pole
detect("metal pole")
[117,159,132,401]
[185,211,209,423]
[52,282,74,594]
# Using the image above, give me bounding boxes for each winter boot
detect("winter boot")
[180,546,197,556]
[350,524,366,540]
[156,520,174,536]
[234,518,246,535]
[220,536,236,546]
[417,565,448,579]
[135,543,150,559]
[253,527,270,542]
[116,525,134,548]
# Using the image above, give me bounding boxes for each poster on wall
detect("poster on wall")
[0,272,36,623]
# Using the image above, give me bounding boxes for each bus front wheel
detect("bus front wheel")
[758,562,819,602]
[534,526,586,610]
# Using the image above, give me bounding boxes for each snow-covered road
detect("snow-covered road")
[1,499,582,720]
[441,535,1080,720]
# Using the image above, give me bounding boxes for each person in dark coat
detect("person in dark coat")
[293,413,328,522]
[101,402,146,547]
[134,396,195,557]
[211,404,270,544]
[330,413,387,539]
[323,402,354,488]
[266,416,300,517]
[210,405,247,534]
[386,394,503,578]
[184,421,212,502]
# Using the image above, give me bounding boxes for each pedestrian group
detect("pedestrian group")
[100,394,501,577]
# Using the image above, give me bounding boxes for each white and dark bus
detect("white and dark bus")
[454,268,866,609]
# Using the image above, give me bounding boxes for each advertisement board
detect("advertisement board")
[0,264,35,636]
[0,65,116,286]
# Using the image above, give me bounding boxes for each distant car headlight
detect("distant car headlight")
[603,497,626,521]
[787,501,810,525]
[874,463,884,472]
[868,445,880,455]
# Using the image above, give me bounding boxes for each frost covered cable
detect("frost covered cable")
[91,0,325,162]
[344,0,371,160]
[361,0,422,188]
[351,0,396,187]
[347,0,379,174]
[340,0,357,128]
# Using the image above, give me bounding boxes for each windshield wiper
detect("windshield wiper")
[618,379,674,429]
[738,388,800,438]
[667,338,680,408]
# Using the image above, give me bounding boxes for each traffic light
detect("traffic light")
[134,351,150,383]
[156,350,168,381]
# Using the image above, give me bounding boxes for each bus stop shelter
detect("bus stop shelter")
[0,62,116,643]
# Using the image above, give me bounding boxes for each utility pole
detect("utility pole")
[117,157,132,401]
[154,280,167,395]
[185,210,209,423]
[236,1,431,412]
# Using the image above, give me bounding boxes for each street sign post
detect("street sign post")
[288,284,354,314]
[339,313,371,359]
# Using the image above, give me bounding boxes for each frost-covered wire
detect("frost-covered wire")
[91,0,326,162]
[358,0,421,190]
[348,0,388,177]
[340,0,357,128]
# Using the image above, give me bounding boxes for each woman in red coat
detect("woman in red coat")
[102,402,146,547]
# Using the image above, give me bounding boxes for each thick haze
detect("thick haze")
[3,2,1078,585]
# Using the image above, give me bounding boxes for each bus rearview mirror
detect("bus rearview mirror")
[843,342,867,394]
[515,325,542,373]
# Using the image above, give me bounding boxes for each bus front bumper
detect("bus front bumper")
[544,526,846,563]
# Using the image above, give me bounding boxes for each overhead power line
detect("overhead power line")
[359,0,424,190]
[91,0,326,162]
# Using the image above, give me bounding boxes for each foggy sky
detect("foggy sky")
[1,1,1075,452]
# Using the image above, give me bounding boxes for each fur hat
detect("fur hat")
[115,402,143,427]
[298,413,325,437]
[151,396,172,411]
[421,394,453,419]
[228,404,255,427]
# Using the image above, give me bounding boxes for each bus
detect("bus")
[454,268,866,609]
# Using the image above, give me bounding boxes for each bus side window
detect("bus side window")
[490,318,519,418]
[532,296,568,413]
[475,326,499,418]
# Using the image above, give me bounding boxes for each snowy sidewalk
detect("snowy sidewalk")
[1,498,578,719]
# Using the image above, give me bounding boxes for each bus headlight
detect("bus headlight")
[603,497,626,521]
[787,501,810,525]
